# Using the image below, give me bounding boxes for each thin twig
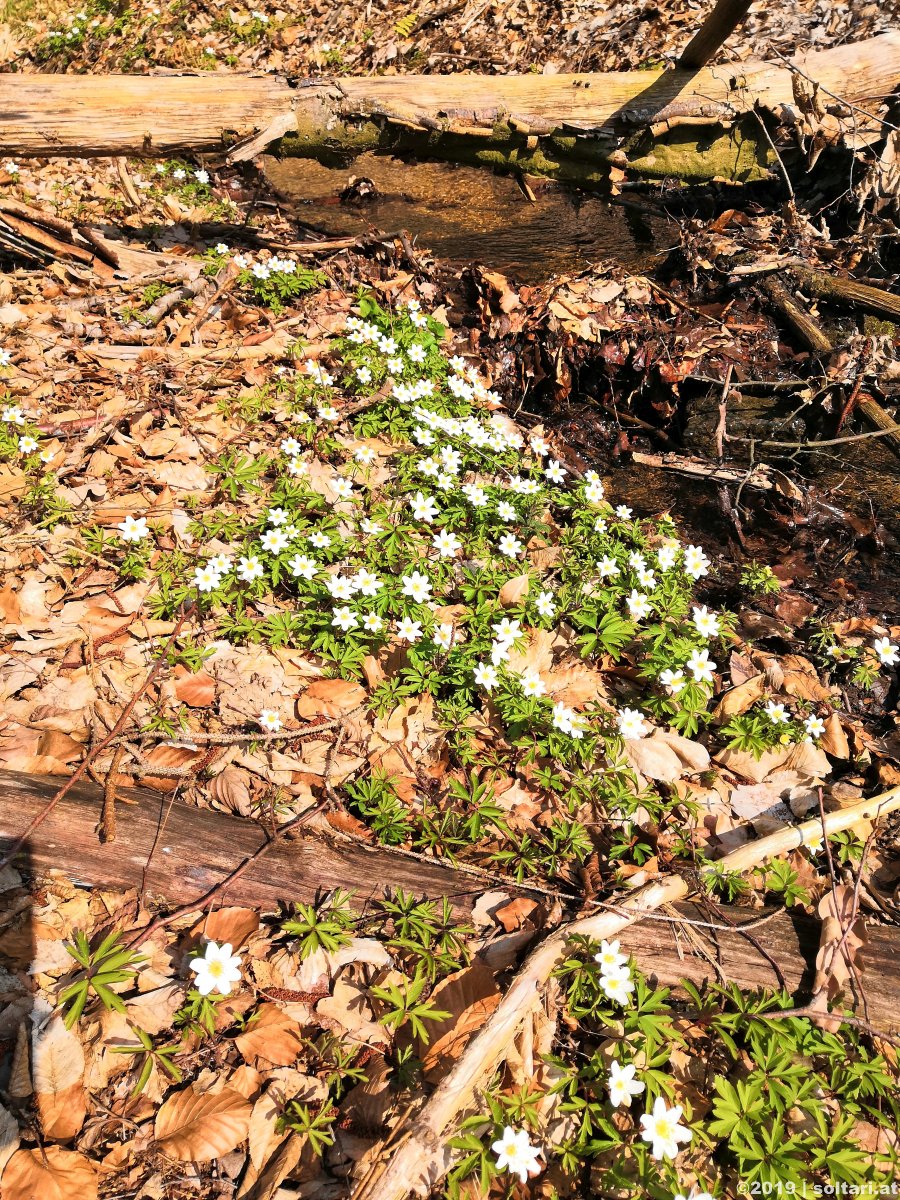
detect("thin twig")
[729,424,900,450]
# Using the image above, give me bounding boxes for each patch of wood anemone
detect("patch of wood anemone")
[0,34,897,183]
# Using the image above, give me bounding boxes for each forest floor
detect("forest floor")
[0,4,899,1200]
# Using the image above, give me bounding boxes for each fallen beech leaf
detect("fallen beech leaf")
[651,730,710,774]
[207,766,254,816]
[819,713,850,759]
[295,677,365,719]
[0,465,27,503]
[174,667,217,707]
[154,1085,251,1161]
[770,654,835,703]
[140,743,204,792]
[32,1016,87,1141]
[711,673,765,720]
[498,574,530,607]
[234,1004,303,1067]
[494,897,538,932]
[810,884,867,1027]
[192,907,260,951]
[624,736,684,782]
[775,594,816,627]
[0,1147,97,1200]
[730,775,794,833]
[0,1104,19,1176]
[419,966,501,1082]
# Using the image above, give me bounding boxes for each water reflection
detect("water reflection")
[263,153,669,282]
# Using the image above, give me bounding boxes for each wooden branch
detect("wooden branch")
[359,785,900,1200]
[0,770,537,918]
[0,36,897,184]
[678,0,755,69]
[793,266,900,323]
[762,273,900,457]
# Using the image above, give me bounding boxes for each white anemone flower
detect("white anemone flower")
[117,514,149,542]
[639,1097,692,1161]
[189,941,242,997]
[607,1059,645,1108]
[490,1126,542,1184]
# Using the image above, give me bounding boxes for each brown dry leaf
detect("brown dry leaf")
[544,659,607,706]
[295,677,366,719]
[0,465,27,503]
[32,1016,87,1141]
[139,743,204,792]
[174,667,217,707]
[819,713,850,759]
[316,979,388,1045]
[505,627,557,677]
[246,1090,288,1173]
[711,673,765,720]
[493,897,539,932]
[0,1147,98,1200]
[768,654,835,703]
[716,740,831,784]
[481,269,521,312]
[811,884,867,1013]
[234,1004,303,1068]
[729,774,795,834]
[624,736,684,783]
[652,729,711,773]
[236,1131,303,1200]
[154,1085,252,1162]
[498,574,530,607]
[207,766,254,816]
[418,966,501,1083]
[125,984,184,1037]
[193,908,260,951]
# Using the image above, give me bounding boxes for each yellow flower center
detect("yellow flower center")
[207,960,224,978]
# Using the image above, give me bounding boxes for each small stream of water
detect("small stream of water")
[263,154,670,281]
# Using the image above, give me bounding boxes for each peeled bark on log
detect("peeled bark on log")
[1,770,898,1029]
[0,34,898,184]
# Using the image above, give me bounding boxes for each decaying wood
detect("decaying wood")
[621,900,899,1027]
[0,770,538,918]
[794,266,900,324]
[2,769,898,1024]
[358,785,900,1200]
[628,450,778,490]
[763,272,900,457]
[0,35,898,184]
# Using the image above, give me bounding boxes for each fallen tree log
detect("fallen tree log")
[1,34,898,184]
[0,770,519,918]
[0,770,898,1029]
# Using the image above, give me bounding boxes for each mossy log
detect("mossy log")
[0,33,898,184]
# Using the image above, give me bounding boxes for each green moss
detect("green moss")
[276,111,773,187]
[863,315,897,337]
